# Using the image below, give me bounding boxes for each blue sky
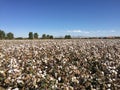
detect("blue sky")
[0,0,120,37]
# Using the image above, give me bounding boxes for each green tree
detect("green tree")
[64,35,72,39]
[7,32,14,39]
[49,35,53,39]
[29,32,33,39]
[0,30,5,39]
[34,33,39,39]
[15,37,23,40]
[42,34,46,39]
[46,35,50,39]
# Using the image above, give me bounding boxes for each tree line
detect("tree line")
[0,29,72,40]
[1,29,120,40]
[28,32,71,39]
[0,30,14,39]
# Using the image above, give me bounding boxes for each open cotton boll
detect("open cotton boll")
[0,70,4,74]
[12,88,19,90]
[58,77,61,81]
[0,53,4,58]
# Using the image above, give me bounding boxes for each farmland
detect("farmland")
[0,39,120,90]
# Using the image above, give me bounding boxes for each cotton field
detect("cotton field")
[0,39,120,90]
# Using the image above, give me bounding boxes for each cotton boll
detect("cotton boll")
[7,87,12,90]
[107,84,111,87]
[12,88,19,90]
[17,80,23,84]
[0,70,4,74]
[0,53,4,58]
[58,77,61,81]
[45,66,48,69]
[8,69,13,73]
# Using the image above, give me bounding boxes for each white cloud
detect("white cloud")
[96,30,116,33]
[67,30,82,33]
[110,30,115,32]
[67,30,90,34]
[84,31,90,34]
[66,29,118,36]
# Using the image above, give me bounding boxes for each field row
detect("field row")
[0,39,120,90]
